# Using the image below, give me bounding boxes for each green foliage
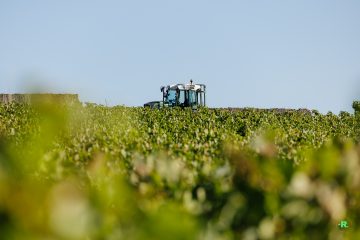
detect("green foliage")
[353,101,360,139]
[0,103,359,239]
[353,101,360,114]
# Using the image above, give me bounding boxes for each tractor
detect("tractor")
[144,80,206,109]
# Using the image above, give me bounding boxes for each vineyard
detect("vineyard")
[0,102,360,239]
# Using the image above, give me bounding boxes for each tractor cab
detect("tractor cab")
[144,80,206,109]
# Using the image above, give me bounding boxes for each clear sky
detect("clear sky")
[0,1,359,113]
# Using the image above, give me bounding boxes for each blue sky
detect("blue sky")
[0,1,359,113]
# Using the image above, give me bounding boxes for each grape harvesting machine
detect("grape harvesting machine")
[144,80,206,109]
